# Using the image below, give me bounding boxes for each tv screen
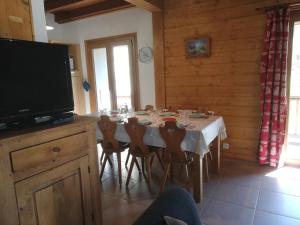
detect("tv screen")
[0,39,74,122]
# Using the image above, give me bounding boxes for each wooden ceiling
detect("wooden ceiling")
[45,0,135,23]
[45,0,163,24]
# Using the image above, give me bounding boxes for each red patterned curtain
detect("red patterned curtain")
[259,8,290,167]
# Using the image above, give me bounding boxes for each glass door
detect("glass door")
[286,16,300,165]
[86,34,139,112]
[93,47,112,111]
[112,42,133,110]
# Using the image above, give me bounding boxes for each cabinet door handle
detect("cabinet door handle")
[52,147,61,153]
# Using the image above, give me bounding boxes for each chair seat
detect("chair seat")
[130,145,162,158]
[133,150,156,158]
[120,142,130,149]
[149,145,162,152]
[98,139,128,149]
[104,142,129,154]
[163,151,193,164]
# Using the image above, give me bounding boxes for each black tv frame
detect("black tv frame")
[0,39,75,129]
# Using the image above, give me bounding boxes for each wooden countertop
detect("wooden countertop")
[0,116,97,142]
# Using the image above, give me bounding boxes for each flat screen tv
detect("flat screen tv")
[0,39,74,124]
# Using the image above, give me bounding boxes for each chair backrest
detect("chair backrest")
[98,115,119,152]
[159,121,187,162]
[124,117,149,156]
[167,106,180,114]
[145,105,154,111]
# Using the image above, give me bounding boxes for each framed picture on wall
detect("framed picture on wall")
[185,37,211,57]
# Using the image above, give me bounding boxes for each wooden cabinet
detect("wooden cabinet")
[16,157,92,225]
[68,44,86,115]
[72,74,87,115]
[0,0,33,40]
[0,117,102,225]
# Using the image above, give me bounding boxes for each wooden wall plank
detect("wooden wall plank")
[153,11,166,108]
[163,0,298,161]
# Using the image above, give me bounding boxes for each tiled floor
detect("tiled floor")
[99,149,300,225]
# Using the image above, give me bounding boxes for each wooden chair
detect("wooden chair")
[167,105,176,112]
[98,115,129,185]
[159,121,194,192]
[97,139,113,167]
[145,105,154,111]
[125,117,164,192]
[124,104,153,167]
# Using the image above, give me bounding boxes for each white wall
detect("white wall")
[31,0,48,42]
[46,8,155,112]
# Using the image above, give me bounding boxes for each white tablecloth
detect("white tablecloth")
[88,113,227,158]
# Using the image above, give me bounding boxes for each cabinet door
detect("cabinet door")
[0,0,11,38]
[15,157,93,225]
[71,74,86,115]
[0,0,33,40]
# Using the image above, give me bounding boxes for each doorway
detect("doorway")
[286,14,300,165]
[86,33,140,112]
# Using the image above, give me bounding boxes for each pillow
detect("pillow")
[163,216,188,225]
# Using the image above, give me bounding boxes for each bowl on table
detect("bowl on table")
[162,117,177,122]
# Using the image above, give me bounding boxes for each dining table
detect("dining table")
[87,111,227,203]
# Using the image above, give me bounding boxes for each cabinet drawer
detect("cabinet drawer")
[11,132,89,173]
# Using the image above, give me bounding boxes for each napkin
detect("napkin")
[135,111,149,115]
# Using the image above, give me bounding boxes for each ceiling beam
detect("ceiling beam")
[123,0,162,12]
[45,0,81,13]
[45,0,103,13]
[54,0,133,23]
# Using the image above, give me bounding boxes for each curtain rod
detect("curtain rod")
[255,2,300,12]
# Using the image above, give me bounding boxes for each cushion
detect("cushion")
[164,216,188,225]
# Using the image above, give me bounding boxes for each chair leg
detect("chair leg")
[186,162,194,191]
[188,163,194,180]
[142,158,145,174]
[134,157,141,172]
[150,155,155,167]
[100,151,105,163]
[204,154,209,182]
[126,156,135,186]
[146,157,152,192]
[107,155,113,167]
[116,152,122,186]
[185,164,189,179]
[170,163,174,181]
[125,151,130,166]
[160,162,170,192]
[100,154,108,179]
[209,151,213,161]
[184,163,192,189]
[155,151,165,171]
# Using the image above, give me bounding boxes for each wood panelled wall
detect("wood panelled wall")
[163,0,297,161]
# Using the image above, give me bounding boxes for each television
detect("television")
[0,39,74,125]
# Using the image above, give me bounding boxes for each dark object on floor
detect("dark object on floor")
[133,187,202,225]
